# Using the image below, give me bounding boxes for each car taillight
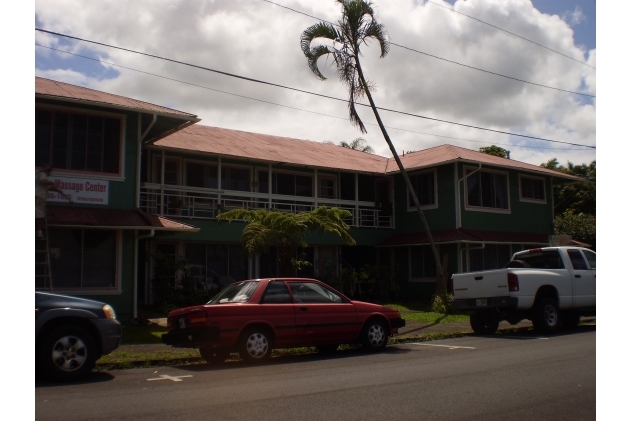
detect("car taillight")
[187,311,208,324]
[508,273,519,292]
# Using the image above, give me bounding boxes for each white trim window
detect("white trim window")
[465,168,510,212]
[185,160,218,189]
[48,228,120,290]
[409,245,437,282]
[407,169,437,210]
[519,174,546,203]
[36,107,124,177]
[318,175,336,199]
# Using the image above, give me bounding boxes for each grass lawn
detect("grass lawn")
[383,302,469,324]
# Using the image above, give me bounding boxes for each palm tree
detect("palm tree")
[340,137,374,153]
[217,206,356,277]
[301,0,446,294]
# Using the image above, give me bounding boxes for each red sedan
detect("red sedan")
[162,278,405,363]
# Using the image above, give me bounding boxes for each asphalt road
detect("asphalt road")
[35,326,595,421]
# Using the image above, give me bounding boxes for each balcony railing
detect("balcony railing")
[140,183,393,228]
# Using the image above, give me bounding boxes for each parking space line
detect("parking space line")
[409,343,475,350]
[147,374,193,382]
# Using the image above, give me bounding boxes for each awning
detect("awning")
[46,206,199,232]
[377,228,549,247]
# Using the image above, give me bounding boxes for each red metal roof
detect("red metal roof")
[36,77,198,120]
[155,124,389,174]
[46,206,199,232]
[377,229,549,247]
[156,125,582,181]
[391,144,584,181]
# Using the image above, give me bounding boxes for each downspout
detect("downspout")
[133,113,156,320]
[133,229,155,319]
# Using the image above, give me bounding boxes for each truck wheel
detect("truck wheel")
[239,327,272,363]
[37,324,97,381]
[470,310,499,334]
[532,296,560,333]
[199,347,230,365]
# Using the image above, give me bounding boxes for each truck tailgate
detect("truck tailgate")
[452,269,510,300]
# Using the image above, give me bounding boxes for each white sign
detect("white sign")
[47,176,109,205]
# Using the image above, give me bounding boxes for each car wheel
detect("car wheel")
[361,319,388,352]
[470,310,499,334]
[199,347,230,365]
[239,327,272,363]
[532,296,560,333]
[37,324,97,381]
[316,344,339,354]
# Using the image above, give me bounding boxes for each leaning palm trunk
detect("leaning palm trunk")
[354,63,446,294]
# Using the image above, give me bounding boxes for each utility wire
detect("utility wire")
[35,28,595,149]
[36,43,591,151]
[425,0,595,70]
[261,0,595,98]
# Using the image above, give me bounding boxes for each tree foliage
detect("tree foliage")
[479,145,510,158]
[323,137,375,153]
[217,207,356,277]
[554,210,596,250]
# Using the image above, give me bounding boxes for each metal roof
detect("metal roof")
[46,206,199,232]
[36,77,198,120]
[156,125,583,181]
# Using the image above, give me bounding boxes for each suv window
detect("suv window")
[513,250,565,269]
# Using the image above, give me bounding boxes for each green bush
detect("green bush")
[431,294,453,314]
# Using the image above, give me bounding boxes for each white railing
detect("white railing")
[140,183,393,228]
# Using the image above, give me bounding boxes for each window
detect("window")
[261,281,293,304]
[207,281,259,304]
[153,157,181,185]
[466,169,509,210]
[582,250,596,269]
[410,246,437,279]
[469,245,512,271]
[358,174,376,201]
[258,171,313,197]
[408,171,436,208]
[288,282,343,303]
[567,249,589,270]
[340,172,355,200]
[319,176,336,199]
[185,243,248,287]
[36,108,122,175]
[512,249,565,269]
[186,162,218,188]
[520,175,546,202]
[49,228,118,289]
[221,167,250,191]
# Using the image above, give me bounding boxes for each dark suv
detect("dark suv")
[35,292,122,381]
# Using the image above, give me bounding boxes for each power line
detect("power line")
[34,28,595,149]
[36,43,591,152]
[261,0,595,98]
[425,0,595,70]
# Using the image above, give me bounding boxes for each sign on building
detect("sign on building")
[47,176,109,205]
[549,234,572,246]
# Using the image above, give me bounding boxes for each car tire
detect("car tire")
[470,310,499,335]
[238,327,273,363]
[532,296,560,333]
[316,344,339,354]
[360,318,388,352]
[199,347,230,365]
[37,324,97,381]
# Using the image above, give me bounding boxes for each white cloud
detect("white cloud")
[35,0,596,166]
[563,6,587,26]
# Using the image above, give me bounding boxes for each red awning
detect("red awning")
[377,228,549,247]
[46,206,199,232]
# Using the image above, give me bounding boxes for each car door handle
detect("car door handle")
[299,306,308,311]
[575,274,581,278]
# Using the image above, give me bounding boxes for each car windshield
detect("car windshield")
[207,281,259,304]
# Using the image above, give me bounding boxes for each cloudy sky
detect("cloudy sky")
[34,0,596,167]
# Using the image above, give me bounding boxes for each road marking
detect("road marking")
[409,343,475,350]
[147,374,193,382]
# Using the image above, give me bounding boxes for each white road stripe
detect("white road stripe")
[147,374,193,382]
[409,343,475,350]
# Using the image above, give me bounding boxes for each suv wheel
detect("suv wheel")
[37,324,97,381]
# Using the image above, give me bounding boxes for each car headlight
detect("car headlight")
[102,304,117,319]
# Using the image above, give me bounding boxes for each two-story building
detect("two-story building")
[35,77,582,321]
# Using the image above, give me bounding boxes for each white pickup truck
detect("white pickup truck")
[450,246,596,334]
